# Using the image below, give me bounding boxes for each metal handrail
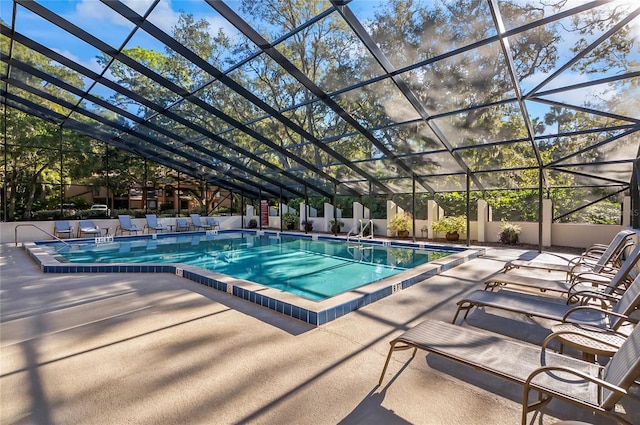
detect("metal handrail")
[15,223,70,247]
[346,219,374,243]
[360,220,374,239]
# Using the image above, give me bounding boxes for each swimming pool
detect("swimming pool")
[26,230,483,325]
[45,231,452,300]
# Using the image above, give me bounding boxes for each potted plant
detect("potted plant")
[330,218,344,234]
[247,218,258,229]
[301,219,314,231]
[388,211,412,238]
[431,215,466,241]
[498,220,521,244]
[282,212,298,230]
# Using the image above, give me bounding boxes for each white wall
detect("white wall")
[2,215,631,250]
[551,223,624,248]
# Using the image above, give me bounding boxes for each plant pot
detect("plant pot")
[286,223,295,230]
[445,232,459,241]
[397,230,410,238]
[500,233,518,244]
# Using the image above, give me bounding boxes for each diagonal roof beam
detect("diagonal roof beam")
[332,0,482,194]
[526,5,640,98]
[207,0,400,195]
[488,0,546,189]
[534,97,640,126]
[0,29,317,199]
[0,57,303,198]
[549,166,633,187]
[100,0,361,197]
[534,70,640,106]
[546,127,640,168]
[11,1,336,199]
[1,91,268,196]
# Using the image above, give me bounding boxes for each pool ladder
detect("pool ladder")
[347,219,374,246]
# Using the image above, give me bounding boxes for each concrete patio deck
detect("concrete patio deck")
[2,243,639,424]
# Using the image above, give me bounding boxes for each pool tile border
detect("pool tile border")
[24,229,484,326]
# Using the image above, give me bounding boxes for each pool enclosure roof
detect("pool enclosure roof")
[2,0,640,200]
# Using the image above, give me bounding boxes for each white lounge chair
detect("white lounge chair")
[53,221,73,238]
[176,217,190,232]
[454,272,640,329]
[116,215,140,235]
[206,217,220,230]
[190,214,212,231]
[77,220,101,238]
[484,244,640,297]
[144,214,168,233]
[502,229,635,275]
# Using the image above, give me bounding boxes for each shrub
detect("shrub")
[431,216,466,235]
[388,211,412,234]
[498,220,521,244]
[282,212,298,228]
[330,218,344,233]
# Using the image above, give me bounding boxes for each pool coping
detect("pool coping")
[23,229,484,326]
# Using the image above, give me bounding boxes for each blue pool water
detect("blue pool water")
[46,232,456,300]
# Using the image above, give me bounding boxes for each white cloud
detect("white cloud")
[143,0,181,34]
[122,0,158,17]
[74,0,135,29]
[74,0,238,44]
[52,48,104,75]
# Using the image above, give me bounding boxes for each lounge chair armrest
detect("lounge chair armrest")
[571,289,620,304]
[562,305,632,324]
[525,365,619,397]
[569,271,615,286]
[543,252,579,264]
[582,245,607,257]
[567,255,597,269]
[578,282,627,296]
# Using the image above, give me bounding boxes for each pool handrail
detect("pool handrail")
[15,223,70,247]
[360,220,374,239]
[347,219,374,243]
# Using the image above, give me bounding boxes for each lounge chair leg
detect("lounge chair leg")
[452,303,472,324]
[484,281,500,292]
[379,344,396,385]
[521,385,552,425]
[452,308,461,324]
[378,342,416,386]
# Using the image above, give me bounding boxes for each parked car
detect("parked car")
[56,203,78,217]
[89,204,111,217]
